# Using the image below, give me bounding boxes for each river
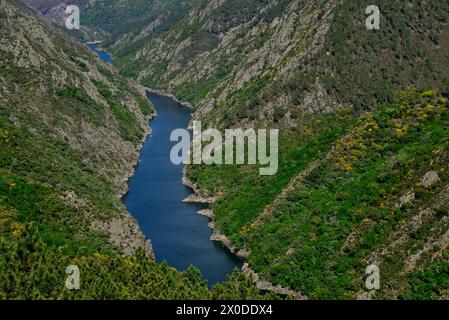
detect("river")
[88,44,242,286]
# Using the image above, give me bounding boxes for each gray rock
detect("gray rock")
[395,191,415,209]
[421,171,440,188]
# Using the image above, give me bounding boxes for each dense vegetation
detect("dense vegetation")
[314,0,449,113]
[83,0,197,49]
[189,89,449,299]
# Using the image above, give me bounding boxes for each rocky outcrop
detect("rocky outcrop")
[91,215,154,259]
[182,194,215,204]
[242,263,307,300]
[420,171,441,188]
[197,209,213,218]
[395,191,416,209]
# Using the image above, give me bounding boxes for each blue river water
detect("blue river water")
[88,44,242,286]
[88,44,113,64]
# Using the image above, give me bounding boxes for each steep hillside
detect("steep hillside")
[21,0,106,40]
[104,0,449,299]
[82,0,197,49]
[189,89,449,299]
[114,0,449,126]
[23,0,197,45]
[0,0,266,299]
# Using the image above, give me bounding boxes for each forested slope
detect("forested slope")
[23,0,197,45]
[113,0,449,126]
[190,89,449,299]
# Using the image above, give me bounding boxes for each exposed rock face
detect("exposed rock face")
[197,209,213,218]
[242,263,307,300]
[182,194,215,204]
[1,1,153,196]
[420,171,440,188]
[356,290,377,301]
[91,215,154,258]
[117,0,342,127]
[395,191,416,209]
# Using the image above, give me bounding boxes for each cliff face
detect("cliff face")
[113,0,335,122]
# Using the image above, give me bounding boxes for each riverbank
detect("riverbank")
[182,169,246,256]
[182,159,307,299]
[117,112,155,199]
[86,40,104,45]
[145,87,194,110]
[85,44,155,260]
[110,109,156,260]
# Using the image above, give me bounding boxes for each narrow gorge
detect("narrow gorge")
[89,45,242,285]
